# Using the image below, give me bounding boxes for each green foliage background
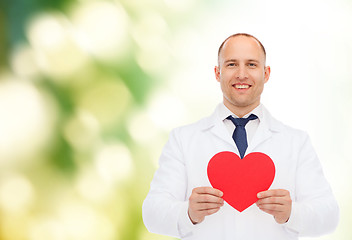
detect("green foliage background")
[0,0,203,239]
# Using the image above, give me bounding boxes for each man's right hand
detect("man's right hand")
[188,187,224,224]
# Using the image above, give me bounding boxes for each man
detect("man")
[142,33,339,239]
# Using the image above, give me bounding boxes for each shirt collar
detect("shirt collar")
[218,103,263,121]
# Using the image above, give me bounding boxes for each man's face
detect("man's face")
[215,36,270,115]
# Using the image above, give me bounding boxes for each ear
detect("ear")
[214,66,220,82]
[264,66,271,83]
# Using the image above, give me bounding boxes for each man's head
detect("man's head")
[217,33,266,65]
[215,33,271,117]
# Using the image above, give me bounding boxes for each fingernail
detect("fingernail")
[257,193,262,198]
[219,191,223,197]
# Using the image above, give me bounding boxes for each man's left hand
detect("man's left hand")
[256,189,292,224]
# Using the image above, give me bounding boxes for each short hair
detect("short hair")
[217,33,266,63]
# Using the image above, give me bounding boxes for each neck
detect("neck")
[224,101,260,118]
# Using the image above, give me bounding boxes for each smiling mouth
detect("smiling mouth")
[233,84,251,89]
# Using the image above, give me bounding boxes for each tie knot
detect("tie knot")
[227,114,258,127]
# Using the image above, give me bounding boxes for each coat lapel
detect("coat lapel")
[246,119,272,153]
[246,105,282,154]
[201,104,236,147]
[210,119,235,147]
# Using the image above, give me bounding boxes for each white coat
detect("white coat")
[142,104,339,240]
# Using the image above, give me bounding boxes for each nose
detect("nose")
[236,65,248,80]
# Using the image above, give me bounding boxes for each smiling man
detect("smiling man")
[143,33,339,240]
[215,34,269,117]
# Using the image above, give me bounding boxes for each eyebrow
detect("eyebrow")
[223,59,260,63]
[247,59,260,63]
[224,59,237,63]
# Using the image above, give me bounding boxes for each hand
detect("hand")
[256,189,292,224]
[188,187,224,224]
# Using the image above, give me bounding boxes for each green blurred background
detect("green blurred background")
[0,0,351,239]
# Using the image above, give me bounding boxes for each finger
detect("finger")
[257,189,289,199]
[193,187,223,197]
[203,207,221,216]
[189,193,224,205]
[196,202,224,211]
[257,207,278,215]
[196,194,224,204]
[256,196,286,205]
[256,203,286,212]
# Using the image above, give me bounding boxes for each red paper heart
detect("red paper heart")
[207,151,275,212]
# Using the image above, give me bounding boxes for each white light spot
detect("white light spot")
[0,174,35,213]
[29,218,66,240]
[71,1,129,61]
[95,142,133,183]
[59,203,114,240]
[147,91,187,131]
[11,44,40,78]
[75,167,111,202]
[127,110,160,144]
[27,13,88,79]
[0,78,55,166]
[63,110,100,151]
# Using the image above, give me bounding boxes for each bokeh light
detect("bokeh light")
[95,141,133,183]
[0,173,35,213]
[71,1,129,62]
[0,78,54,167]
[27,12,88,79]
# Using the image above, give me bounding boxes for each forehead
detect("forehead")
[219,36,265,63]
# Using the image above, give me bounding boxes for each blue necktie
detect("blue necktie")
[226,114,258,159]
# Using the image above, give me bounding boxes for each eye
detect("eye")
[248,63,257,67]
[227,63,236,67]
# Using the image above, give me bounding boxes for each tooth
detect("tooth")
[236,85,249,89]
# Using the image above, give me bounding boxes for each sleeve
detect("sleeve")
[142,129,196,238]
[283,133,340,236]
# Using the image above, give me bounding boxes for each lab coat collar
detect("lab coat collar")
[217,103,264,121]
[201,103,284,151]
